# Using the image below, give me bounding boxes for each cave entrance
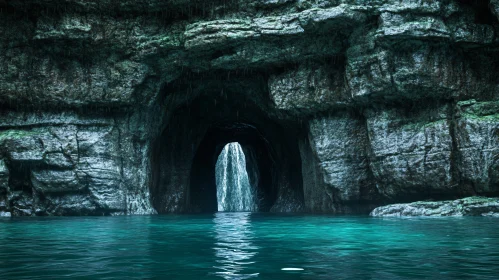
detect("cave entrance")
[189,123,278,213]
[150,72,305,214]
[215,142,257,212]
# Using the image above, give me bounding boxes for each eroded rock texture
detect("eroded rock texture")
[0,0,498,215]
[370,196,499,217]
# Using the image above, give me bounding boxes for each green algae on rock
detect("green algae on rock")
[0,0,498,215]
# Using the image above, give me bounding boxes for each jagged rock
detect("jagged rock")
[0,54,149,107]
[455,100,499,195]
[75,126,125,211]
[31,170,81,193]
[268,62,349,114]
[0,127,77,168]
[376,13,450,41]
[370,197,499,217]
[301,113,377,212]
[35,194,98,216]
[447,13,495,46]
[9,191,34,216]
[377,0,443,13]
[0,0,499,216]
[346,42,467,101]
[184,4,364,71]
[0,211,11,217]
[0,159,8,192]
[0,159,9,212]
[0,112,140,215]
[185,5,364,50]
[365,105,454,200]
[208,35,343,70]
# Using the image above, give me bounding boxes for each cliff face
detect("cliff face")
[0,0,498,216]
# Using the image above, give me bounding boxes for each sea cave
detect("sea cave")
[1,0,499,279]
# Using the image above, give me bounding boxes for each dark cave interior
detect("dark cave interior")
[150,74,305,213]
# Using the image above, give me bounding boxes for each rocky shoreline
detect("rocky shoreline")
[370,197,499,217]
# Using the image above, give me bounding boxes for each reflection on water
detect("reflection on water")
[2,215,499,279]
[212,212,259,279]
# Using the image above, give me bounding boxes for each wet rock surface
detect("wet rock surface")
[0,0,498,215]
[365,105,454,200]
[370,197,499,217]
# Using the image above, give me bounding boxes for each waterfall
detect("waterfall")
[216,142,257,212]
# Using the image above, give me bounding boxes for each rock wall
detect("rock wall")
[0,0,498,215]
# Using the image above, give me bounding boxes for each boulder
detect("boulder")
[371,197,499,217]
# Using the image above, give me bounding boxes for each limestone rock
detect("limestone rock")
[0,160,9,213]
[301,113,377,212]
[269,62,349,114]
[347,42,466,101]
[0,127,77,168]
[31,170,81,193]
[447,13,495,46]
[75,126,125,211]
[455,100,499,195]
[370,197,499,217]
[365,105,454,200]
[0,0,499,216]
[346,29,393,101]
[185,4,364,44]
[9,191,34,216]
[0,211,11,217]
[376,13,450,41]
[0,160,9,192]
[35,194,98,216]
[184,5,365,64]
[378,0,443,14]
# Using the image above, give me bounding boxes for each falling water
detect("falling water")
[216,142,257,212]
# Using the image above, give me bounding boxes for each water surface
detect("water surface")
[1,213,498,279]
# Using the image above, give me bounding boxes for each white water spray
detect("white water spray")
[216,142,257,212]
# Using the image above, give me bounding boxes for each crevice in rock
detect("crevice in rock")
[448,99,469,197]
[456,0,499,25]
[6,161,34,216]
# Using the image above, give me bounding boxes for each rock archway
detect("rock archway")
[150,73,304,213]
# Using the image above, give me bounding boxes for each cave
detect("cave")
[3,0,499,277]
[150,72,305,214]
[1,0,499,219]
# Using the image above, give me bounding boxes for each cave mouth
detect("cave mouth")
[151,101,305,214]
[189,123,279,213]
[215,142,258,212]
[151,75,305,214]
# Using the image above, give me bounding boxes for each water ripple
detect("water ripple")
[1,215,499,279]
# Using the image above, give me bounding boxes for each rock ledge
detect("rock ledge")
[370,197,499,217]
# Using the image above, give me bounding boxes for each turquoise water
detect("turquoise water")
[1,213,498,279]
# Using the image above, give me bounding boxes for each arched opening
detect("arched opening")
[149,73,305,213]
[215,142,256,212]
[189,123,278,213]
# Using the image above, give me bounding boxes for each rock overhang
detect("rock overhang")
[0,0,498,215]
